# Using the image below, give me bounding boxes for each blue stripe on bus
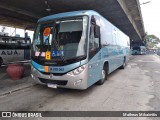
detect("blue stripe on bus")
[32,60,45,72]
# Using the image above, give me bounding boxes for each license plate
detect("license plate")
[47,83,57,88]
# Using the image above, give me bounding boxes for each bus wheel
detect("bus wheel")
[120,57,126,69]
[97,66,108,85]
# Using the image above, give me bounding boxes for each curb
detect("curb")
[0,83,36,97]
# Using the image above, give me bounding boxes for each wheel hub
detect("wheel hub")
[102,70,105,79]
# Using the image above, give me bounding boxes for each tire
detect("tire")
[120,57,126,69]
[97,65,108,85]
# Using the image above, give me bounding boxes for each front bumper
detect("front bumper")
[31,65,88,90]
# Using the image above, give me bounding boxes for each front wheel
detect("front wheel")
[97,66,107,85]
[120,57,126,69]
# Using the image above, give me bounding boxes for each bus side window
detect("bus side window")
[89,26,94,50]
[89,16,100,51]
[89,15,100,59]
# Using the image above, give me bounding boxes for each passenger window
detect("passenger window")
[89,15,101,59]
[89,15,100,51]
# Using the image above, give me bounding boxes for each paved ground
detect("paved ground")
[0,63,35,95]
[0,55,160,120]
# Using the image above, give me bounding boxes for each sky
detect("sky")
[140,0,160,39]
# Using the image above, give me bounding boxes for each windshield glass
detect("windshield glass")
[133,47,140,51]
[32,16,88,62]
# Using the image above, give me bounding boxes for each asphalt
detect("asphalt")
[0,55,160,120]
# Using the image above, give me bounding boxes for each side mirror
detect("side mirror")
[94,25,100,38]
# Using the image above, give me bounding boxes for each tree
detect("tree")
[145,34,160,49]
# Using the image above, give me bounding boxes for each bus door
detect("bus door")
[88,15,102,85]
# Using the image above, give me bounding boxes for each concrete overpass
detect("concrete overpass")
[0,0,145,42]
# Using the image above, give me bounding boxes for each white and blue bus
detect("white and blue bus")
[31,10,130,89]
[0,36,31,66]
[132,46,146,55]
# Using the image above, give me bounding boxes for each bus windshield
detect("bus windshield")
[32,16,88,63]
[0,36,31,49]
[133,47,140,51]
[0,36,31,64]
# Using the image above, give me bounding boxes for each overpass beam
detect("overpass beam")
[117,0,142,40]
[0,2,41,19]
[0,15,36,30]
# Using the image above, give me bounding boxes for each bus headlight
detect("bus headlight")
[67,65,86,76]
[31,74,36,80]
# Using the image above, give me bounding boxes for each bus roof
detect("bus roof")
[38,10,100,23]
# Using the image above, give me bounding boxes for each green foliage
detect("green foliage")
[145,34,160,48]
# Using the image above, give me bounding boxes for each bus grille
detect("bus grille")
[40,72,66,76]
[38,78,67,85]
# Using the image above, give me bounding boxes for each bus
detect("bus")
[31,10,130,89]
[132,46,146,55]
[0,36,31,66]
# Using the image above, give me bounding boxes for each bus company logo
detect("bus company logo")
[1,50,18,56]
[1,112,42,118]
[2,112,11,117]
